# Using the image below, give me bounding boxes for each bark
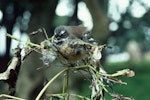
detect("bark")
[84,0,110,44]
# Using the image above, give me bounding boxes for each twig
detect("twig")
[99,69,135,77]
[110,93,134,100]
[6,33,42,48]
[42,28,49,40]
[35,68,69,100]
[62,70,70,100]
[0,47,22,95]
[66,70,69,100]
[0,94,26,100]
[29,28,42,35]
[46,93,90,100]
[0,55,19,80]
[6,33,22,42]
[87,65,134,78]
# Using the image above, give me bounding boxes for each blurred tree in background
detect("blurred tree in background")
[0,0,150,99]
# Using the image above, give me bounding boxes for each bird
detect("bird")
[51,25,108,100]
[51,25,97,66]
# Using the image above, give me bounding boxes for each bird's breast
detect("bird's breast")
[58,42,86,61]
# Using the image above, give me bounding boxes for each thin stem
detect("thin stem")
[42,28,49,40]
[62,72,67,100]
[7,33,41,48]
[26,41,41,48]
[35,68,69,100]
[6,33,22,42]
[46,93,90,100]
[70,94,90,100]
[0,94,26,100]
[84,64,132,78]
[62,74,66,94]
[66,70,69,100]
[62,69,69,100]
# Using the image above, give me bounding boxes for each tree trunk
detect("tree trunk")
[84,0,110,44]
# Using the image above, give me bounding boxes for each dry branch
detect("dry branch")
[3,29,135,100]
[0,47,22,95]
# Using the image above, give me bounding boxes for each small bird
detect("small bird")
[52,25,97,65]
[52,25,108,100]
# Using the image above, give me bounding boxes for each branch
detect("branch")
[0,94,26,100]
[110,93,134,100]
[0,56,19,80]
[6,33,41,48]
[0,47,22,95]
[35,68,69,100]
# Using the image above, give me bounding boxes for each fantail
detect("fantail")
[51,25,97,65]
